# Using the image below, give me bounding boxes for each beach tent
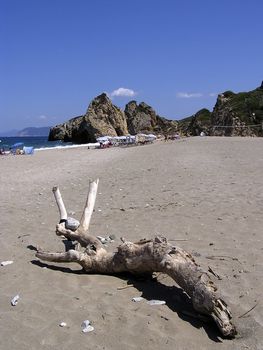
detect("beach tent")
[23,146,34,155]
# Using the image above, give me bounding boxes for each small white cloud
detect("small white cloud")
[38,115,47,120]
[209,92,217,97]
[176,92,203,98]
[109,87,136,98]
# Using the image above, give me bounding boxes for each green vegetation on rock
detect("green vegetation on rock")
[178,82,263,136]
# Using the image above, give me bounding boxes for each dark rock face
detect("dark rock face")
[125,101,178,135]
[48,116,81,142]
[49,93,128,143]
[178,109,211,136]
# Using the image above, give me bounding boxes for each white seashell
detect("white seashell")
[81,320,94,333]
[82,325,94,333]
[11,295,20,306]
[97,236,107,244]
[59,322,67,327]
[65,217,80,231]
[1,260,14,266]
[132,297,144,302]
[147,300,166,306]
[97,235,115,244]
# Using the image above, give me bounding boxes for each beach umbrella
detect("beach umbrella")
[96,136,111,142]
[11,142,24,149]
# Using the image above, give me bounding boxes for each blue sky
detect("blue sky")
[1,0,262,132]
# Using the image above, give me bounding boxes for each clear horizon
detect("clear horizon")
[1,0,262,133]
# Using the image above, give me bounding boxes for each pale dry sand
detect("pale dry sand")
[0,137,262,350]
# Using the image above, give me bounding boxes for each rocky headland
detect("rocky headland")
[49,94,178,143]
[49,93,178,143]
[48,93,128,143]
[179,82,263,136]
[49,83,263,143]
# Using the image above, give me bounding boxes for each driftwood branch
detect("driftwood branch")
[79,178,99,232]
[36,179,236,338]
[54,179,102,249]
[52,186,67,222]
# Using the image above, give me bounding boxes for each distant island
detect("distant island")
[0,127,51,137]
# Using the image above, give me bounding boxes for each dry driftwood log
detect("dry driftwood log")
[36,179,236,338]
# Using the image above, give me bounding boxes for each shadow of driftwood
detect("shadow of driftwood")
[29,248,223,342]
[129,276,222,342]
[31,259,86,275]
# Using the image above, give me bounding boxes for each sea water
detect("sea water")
[0,136,67,149]
[0,136,99,151]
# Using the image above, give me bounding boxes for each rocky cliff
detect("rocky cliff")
[125,101,178,135]
[211,86,263,136]
[49,94,178,143]
[179,83,263,136]
[49,93,128,143]
[49,83,263,142]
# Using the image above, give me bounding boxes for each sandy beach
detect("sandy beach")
[0,137,262,350]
